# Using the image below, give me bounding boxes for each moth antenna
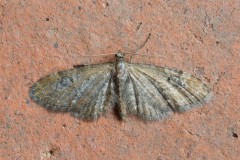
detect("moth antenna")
[83,53,117,57]
[135,33,151,54]
[121,33,152,63]
[80,33,151,62]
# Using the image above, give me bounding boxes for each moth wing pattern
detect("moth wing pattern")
[30,63,115,120]
[122,64,211,120]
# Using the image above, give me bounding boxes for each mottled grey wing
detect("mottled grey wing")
[122,64,210,120]
[30,63,115,120]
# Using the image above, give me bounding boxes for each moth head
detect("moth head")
[116,50,125,59]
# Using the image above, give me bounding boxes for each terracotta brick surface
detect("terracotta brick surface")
[1,0,239,159]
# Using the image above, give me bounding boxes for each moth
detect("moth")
[30,52,211,121]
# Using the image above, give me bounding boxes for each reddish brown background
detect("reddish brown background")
[1,0,240,159]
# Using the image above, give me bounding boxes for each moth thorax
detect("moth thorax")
[116,58,128,80]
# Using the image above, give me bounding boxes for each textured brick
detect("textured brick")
[1,0,239,159]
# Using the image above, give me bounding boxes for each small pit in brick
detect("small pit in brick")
[42,146,60,158]
[54,42,58,48]
[48,147,60,156]
[232,131,238,138]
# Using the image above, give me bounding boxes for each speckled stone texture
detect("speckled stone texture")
[0,0,239,159]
